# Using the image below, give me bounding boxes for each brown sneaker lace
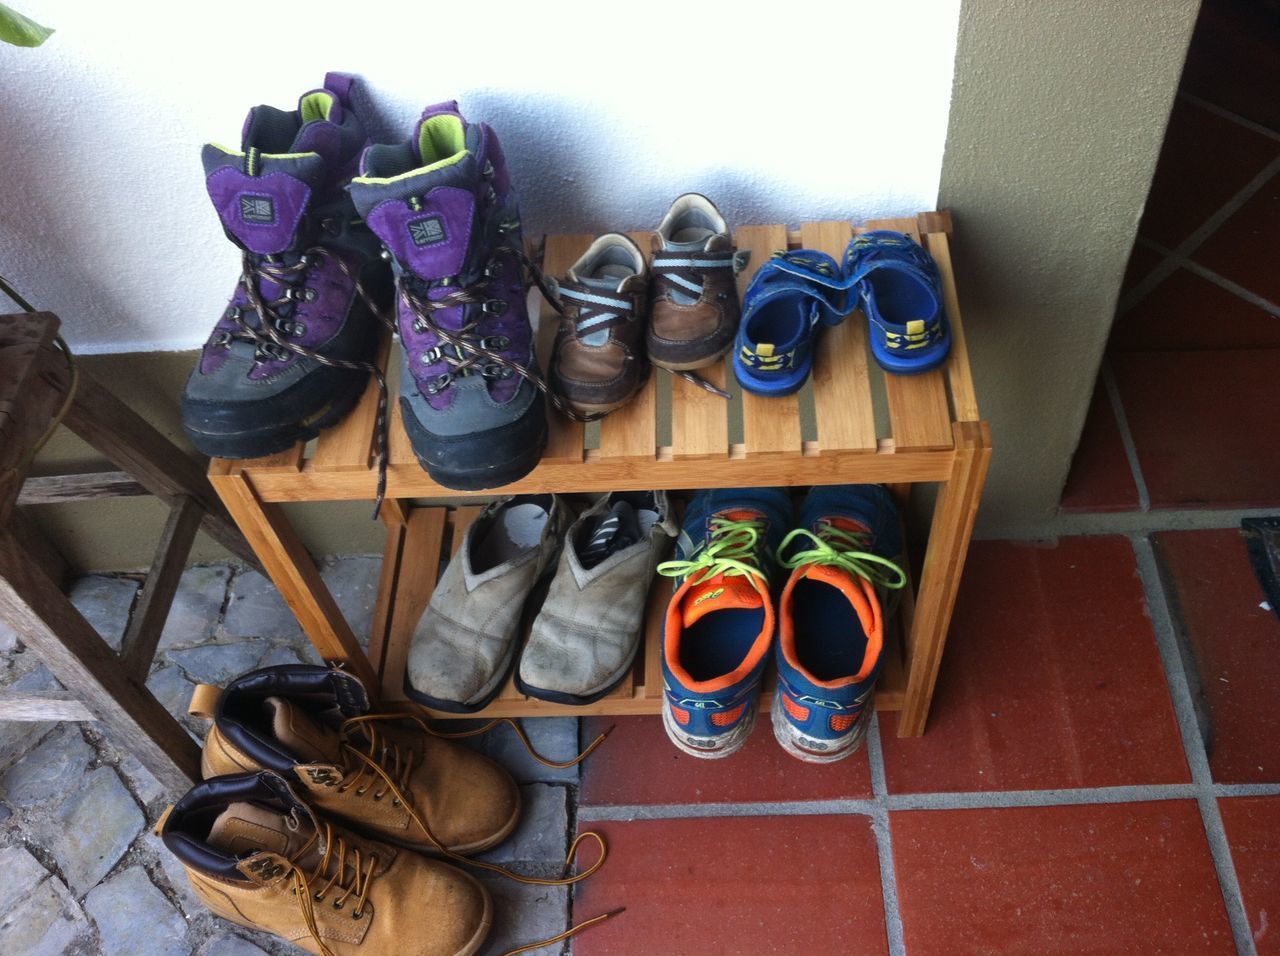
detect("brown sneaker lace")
[335,710,620,952]
[232,247,397,516]
[284,821,378,956]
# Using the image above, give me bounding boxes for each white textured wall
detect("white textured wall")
[0,1,960,353]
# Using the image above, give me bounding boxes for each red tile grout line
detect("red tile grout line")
[1135,236,1280,319]
[1118,153,1280,316]
[1180,92,1280,144]
[1100,361,1151,512]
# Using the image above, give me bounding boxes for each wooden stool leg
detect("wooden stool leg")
[897,421,992,736]
[367,499,411,685]
[209,468,379,692]
[0,529,201,794]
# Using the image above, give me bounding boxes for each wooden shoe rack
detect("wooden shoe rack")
[208,211,990,736]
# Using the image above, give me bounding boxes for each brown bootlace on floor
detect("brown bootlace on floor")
[233,248,397,516]
[336,710,620,952]
[283,822,379,956]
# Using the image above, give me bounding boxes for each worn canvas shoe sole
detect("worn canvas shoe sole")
[182,367,370,459]
[515,638,641,706]
[661,700,757,759]
[770,692,873,763]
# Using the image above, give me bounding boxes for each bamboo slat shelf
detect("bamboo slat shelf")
[208,211,991,736]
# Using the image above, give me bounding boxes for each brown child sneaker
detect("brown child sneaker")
[646,193,746,371]
[158,770,491,956]
[190,664,520,857]
[549,233,650,416]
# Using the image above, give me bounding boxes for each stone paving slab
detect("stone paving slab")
[0,845,91,954]
[68,574,139,651]
[0,722,94,808]
[43,766,144,896]
[85,865,188,956]
[159,566,232,651]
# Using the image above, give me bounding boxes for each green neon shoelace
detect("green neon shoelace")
[656,516,768,587]
[776,520,907,591]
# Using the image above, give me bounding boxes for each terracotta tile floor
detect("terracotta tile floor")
[1063,0,1280,517]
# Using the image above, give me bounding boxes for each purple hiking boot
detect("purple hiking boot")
[348,101,547,491]
[181,73,392,460]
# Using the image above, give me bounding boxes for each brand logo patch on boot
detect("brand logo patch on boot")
[240,194,276,224]
[409,215,447,247]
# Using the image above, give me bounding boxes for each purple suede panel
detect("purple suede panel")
[323,72,356,108]
[365,186,475,282]
[207,167,312,255]
[292,122,343,180]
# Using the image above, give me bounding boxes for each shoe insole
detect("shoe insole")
[745,299,805,348]
[867,270,934,324]
[471,502,549,573]
[679,608,763,684]
[792,577,866,682]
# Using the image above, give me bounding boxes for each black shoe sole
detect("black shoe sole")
[183,371,369,460]
[513,650,639,707]
[401,390,548,491]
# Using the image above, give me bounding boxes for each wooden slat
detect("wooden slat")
[537,234,592,464]
[862,215,955,452]
[17,471,148,505]
[596,231,659,462]
[311,329,393,472]
[0,690,94,722]
[378,507,447,702]
[119,495,205,682]
[236,443,306,475]
[642,573,667,700]
[923,228,981,422]
[800,221,877,455]
[734,224,801,455]
[388,393,416,466]
[367,498,411,678]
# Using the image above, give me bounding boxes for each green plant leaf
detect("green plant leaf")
[0,3,53,47]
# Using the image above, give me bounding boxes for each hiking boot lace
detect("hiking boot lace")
[776,520,907,591]
[229,247,397,516]
[285,822,378,956]
[333,710,620,953]
[655,515,769,586]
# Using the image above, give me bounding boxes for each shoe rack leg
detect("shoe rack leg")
[0,529,201,795]
[208,468,379,693]
[897,420,992,736]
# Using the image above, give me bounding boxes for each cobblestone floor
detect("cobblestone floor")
[0,558,581,956]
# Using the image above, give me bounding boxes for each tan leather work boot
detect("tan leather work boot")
[191,665,520,856]
[647,193,746,371]
[157,770,491,956]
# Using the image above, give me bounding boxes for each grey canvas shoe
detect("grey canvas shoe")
[517,492,677,705]
[406,494,573,712]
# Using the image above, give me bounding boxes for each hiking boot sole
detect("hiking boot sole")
[402,390,548,491]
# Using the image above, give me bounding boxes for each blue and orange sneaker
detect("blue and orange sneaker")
[772,484,906,762]
[844,230,950,375]
[656,488,792,758]
[733,250,847,397]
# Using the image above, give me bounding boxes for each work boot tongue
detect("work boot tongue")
[202,146,327,255]
[679,574,763,629]
[209,799,321,870]
[348,146,480,285]
[265,696,343,764]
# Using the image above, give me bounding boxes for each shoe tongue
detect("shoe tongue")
[579,500,642,569]
[266,696,342,764]
[202,145,326,255]
[680,574,764,629]
[349,150,479,284]
[209,799,319,869]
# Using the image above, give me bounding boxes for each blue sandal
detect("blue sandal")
[844,230,950,375]
[733,250,847,397]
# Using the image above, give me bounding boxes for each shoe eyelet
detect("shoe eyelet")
[392,798,401,807]
[355,788,367,797]
[483,261,504,280]
[425,372,453,395]
[314,893,325,902]
[482,298,507,315]
[223,306,241,321]
[478,335,509,351]
[332,901,345,911]
[352,909,365,920]
[371,793,384,802]
[211,330,232,348]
